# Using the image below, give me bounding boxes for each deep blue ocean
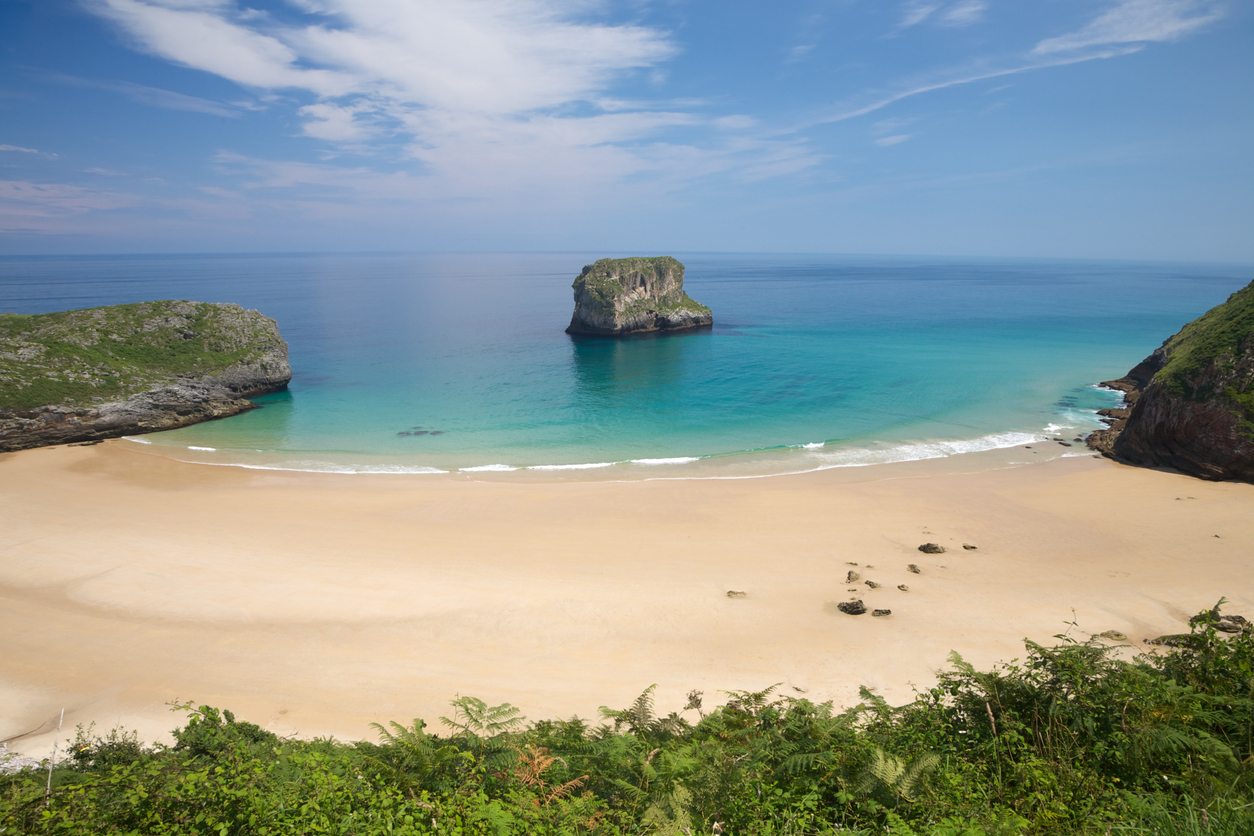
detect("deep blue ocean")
[0,253,1248,478]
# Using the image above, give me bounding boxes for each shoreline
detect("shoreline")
[2,440,1252,759]
[116,421,1100,483]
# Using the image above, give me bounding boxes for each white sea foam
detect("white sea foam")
[189,460,449,474]
[460,464,519,472]
[122,437,152,444]
[630,457,701,465]
[802,442,825,449]
[527,462,615,470]
[805,431,1043,470]
[187,446,216,452]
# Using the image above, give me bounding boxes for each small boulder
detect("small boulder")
[872,609,892,617]
[865,580,881,589]
[1096,630,1128,642]
[846,570,861,583]
[962,543,978,550]
[726,590,747,599]
[907,564,921,574]
[836,600,867,615]
[918,543,946,554]
[897,584,909,592]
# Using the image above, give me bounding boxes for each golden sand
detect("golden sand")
[2,441,1251,756]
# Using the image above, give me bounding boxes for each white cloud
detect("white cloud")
[85,0,354,95]
[0,181,137,220]
[941,1,987,26]
[876,135,911,146]
[299,102,378,141]
[1034,0,1222,54]
[0,145,51,156]
[897,1,986,30]
[899,2,940,28]
[77,0,792,200]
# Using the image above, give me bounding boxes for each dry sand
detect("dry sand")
[2,441,1251,757]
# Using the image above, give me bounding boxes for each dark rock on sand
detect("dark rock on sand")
[846,570,861,583]
[962,543,978,550]
[918,543,946,554]
[836,600,867,615]
[897,584,909,591]
[907,564,921,574]
[872,609,892,617]
[0,301,290,452]
[865,580,881,589]
[565,257,712,336]
[726,590,748,599]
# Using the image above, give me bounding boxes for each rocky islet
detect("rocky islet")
[565,256,713,336]
[0,300,290,452]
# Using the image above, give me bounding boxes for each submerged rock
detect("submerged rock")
[0,301,290,451]
[1088,280,1254,482]
[565,256,712,336]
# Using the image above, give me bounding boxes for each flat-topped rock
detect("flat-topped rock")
[0,300,291,452]
[565,256,712,336]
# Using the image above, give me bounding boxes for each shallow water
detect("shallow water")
[1,252,1247,477]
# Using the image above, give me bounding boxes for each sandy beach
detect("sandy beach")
[2,441,1251,758]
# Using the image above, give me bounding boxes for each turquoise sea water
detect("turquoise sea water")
[1,253,1248,478]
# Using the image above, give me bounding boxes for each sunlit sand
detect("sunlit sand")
[2,441,1250,756]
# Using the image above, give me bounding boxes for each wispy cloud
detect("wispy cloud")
[876,135,911,146]
[1034,0,1222,54]
[49,72,241,116]
[897,0,987,30]
[817,45,1141,126]
[0,144,57,157]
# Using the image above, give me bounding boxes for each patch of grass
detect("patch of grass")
[0,301,274,410]
[1151,281,1254,434]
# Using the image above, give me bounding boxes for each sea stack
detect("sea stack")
[1088,279,1254,482]
[565,256,713,336]
[0,300,291,452]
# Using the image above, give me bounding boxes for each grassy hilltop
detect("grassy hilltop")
[0,301,286,412]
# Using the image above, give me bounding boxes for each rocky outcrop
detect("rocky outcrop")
[566,256,713,336]
[1088,280,1254,481]
[0,301,290,452]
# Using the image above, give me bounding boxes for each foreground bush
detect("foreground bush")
[2,602,1251,835]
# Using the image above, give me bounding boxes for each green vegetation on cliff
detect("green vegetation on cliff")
[1152,280,1254,431]
[573,258,690,309]
[4,604,1252,835]
[0,301,284,411]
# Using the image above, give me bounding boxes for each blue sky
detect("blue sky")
[0,0,1250,259]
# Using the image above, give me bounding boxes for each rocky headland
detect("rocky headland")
[565,256,713,336]
[1088,279,1254,482]
[0,300,291,452]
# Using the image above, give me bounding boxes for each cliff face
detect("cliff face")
[566,257,713,336]
[1088,280,1254,482]
[0,300,291,452]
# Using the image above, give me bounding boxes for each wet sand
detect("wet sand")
[2,441,1251,756]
